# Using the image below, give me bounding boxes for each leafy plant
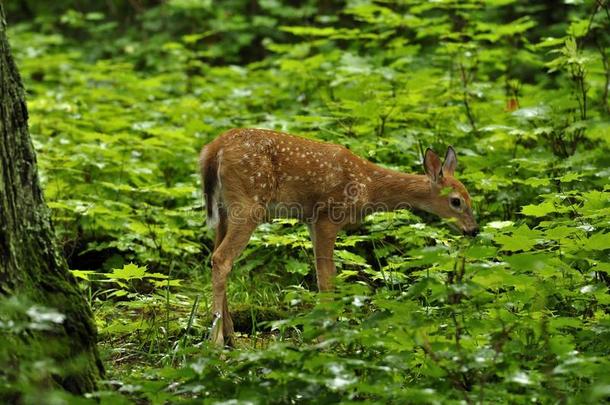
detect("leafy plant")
[4,0,610,402]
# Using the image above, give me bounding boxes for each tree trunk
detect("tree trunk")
[0,3,103,398]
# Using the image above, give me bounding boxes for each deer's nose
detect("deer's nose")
[464,227,479,237]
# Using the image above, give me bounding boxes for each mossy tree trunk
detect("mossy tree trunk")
[0,3,103,398]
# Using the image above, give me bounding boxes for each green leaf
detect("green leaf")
[485,221,514,229]
[285,259,310,275]
[494,225,541,252]
[107,263,148,281]
[521,201,557,217]
[583,233,609,251]
[335,250,370,268]
[557,172,582,183]
[70,270,97,280]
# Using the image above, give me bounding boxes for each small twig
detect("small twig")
[458,62,478,133]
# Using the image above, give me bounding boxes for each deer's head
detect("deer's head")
[423,147,479,236]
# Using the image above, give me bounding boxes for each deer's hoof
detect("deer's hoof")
[210,312,225,347]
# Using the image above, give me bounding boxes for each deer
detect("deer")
[200,128,479,347]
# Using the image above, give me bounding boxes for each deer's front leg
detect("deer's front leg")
[309,216,341,292]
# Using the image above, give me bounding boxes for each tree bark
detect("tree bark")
[0,2,103,398]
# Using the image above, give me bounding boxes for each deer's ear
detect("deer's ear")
[443,146,457,177]
[424,148,443,183]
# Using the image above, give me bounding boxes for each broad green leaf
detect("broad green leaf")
[583,233,609,251]
[521,201,557,217]
[108,263,148,280]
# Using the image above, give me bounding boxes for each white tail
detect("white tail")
[200,128,478,346]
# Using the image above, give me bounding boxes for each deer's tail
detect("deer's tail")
[199,146,222,229]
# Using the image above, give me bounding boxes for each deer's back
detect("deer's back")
[204,128,374,220]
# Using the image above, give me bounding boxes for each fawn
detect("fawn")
[200,128,478,346]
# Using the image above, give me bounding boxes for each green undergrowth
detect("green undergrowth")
[4,0,610,403]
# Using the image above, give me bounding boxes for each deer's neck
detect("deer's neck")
[368,164,432,212]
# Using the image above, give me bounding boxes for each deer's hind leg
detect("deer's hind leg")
[211,211,236,346]
[210,215,258,347]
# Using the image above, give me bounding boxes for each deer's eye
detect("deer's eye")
[450,197,461,208]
